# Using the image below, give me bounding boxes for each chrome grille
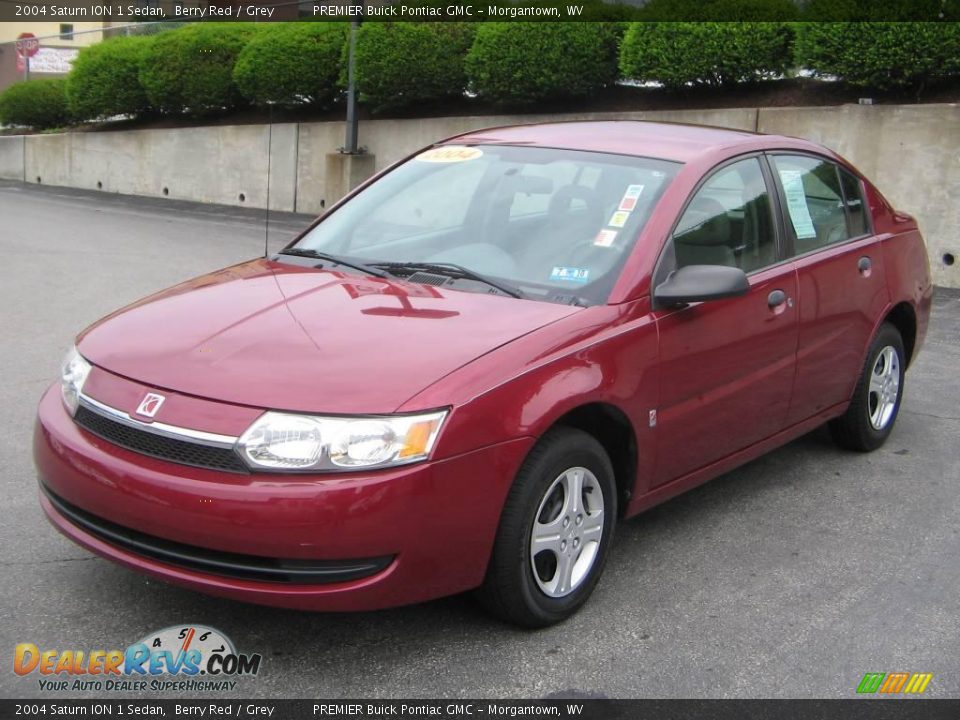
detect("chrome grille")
[74,405,249,474]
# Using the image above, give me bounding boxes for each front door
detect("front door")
[653,156,799,486]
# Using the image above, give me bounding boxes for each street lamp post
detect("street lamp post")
[344,19,360,155]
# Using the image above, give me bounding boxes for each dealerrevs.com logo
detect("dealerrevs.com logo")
[14,625,262,693]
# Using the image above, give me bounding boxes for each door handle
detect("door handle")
[858,256,872,275]
[767,289,787,308]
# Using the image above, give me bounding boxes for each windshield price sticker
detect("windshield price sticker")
[594,229,618,248]
[619,184,645,211]
[778,169,818,240]
[415,146,483,163]
[608,211,630,228]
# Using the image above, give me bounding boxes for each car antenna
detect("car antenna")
[264,101,274,259]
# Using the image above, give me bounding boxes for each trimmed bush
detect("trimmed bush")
[352,23,475,113]
[466,23,620,106]
[234,23,347,108]
[795,22,960,90]
[139,23,258,116]
[620,22,793,88]
[0,79,71,129]
[639,0,799,20]
[66,35,152,121]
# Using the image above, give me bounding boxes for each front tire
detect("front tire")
[829,323,906,452]
[477,427,617,628]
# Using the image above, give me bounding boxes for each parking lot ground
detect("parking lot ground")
[1,180,958,699]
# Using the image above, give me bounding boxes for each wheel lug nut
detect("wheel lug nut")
[563,517,569,527]
[576,515,583,525]
[560,540,566,551]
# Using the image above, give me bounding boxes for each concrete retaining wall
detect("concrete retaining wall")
[0,134,23,181]
[0,103,956,286]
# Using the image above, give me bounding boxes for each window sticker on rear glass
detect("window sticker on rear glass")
[594,229,618,248]
[778,169,818,240]
[550,266,590,283]
[608,211,630,228]
[619,184,645,212]
[415,146,483,163]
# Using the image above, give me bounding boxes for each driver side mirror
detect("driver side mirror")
[654,264,749,308]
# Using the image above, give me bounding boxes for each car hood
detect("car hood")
[78,259,580,414]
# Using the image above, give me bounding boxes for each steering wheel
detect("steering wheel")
[543,185,612,271]
[546,186,605,237]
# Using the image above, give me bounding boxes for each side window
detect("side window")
[838,167,869,237]
[672,157,777,273]
[772,155,851,253]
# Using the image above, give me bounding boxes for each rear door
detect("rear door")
[768,154,890,426]
[652,156,799,486]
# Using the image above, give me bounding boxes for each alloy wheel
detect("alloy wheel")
[529,467,605,598]
[868,345,901,430]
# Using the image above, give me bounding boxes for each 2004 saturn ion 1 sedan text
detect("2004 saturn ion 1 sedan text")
[36,122,932,627]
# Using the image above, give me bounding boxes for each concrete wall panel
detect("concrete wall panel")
[0,135,23,180]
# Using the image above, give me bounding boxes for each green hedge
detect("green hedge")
[0,79,71,129]
[139,23,257,115]
[66,35,151,121]
[234,23,346,108]
[466,23,620,106]
[620,22,793,88]
[795,22,960,89]
[352,23,475,113]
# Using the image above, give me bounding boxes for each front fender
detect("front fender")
[404,299,659,495]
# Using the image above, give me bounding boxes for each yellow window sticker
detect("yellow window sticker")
[608,211,630,228]
[415,146,484,163]
[594,229,618,247]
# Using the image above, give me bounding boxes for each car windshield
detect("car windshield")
[292,144,680,305]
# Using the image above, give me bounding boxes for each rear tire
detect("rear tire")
[829,323,905,452]
[477,427,617,628]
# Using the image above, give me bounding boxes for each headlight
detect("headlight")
[60,345,92,416]
[237,410,447,472]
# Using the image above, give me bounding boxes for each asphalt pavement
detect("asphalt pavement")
[1,179,957,699]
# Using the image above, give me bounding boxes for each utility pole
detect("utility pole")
[344,18,360,155]
[326,14,373,207]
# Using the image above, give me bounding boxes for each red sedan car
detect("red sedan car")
[36,122,932,627]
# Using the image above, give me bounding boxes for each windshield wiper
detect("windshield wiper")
[278,247,387,278]
[373,261,525,299]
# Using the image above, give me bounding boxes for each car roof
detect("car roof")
[443,120,798,164]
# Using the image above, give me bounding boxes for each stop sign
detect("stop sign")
[16,33,40,59]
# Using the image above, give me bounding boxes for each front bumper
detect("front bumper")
[34,385,533,611]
